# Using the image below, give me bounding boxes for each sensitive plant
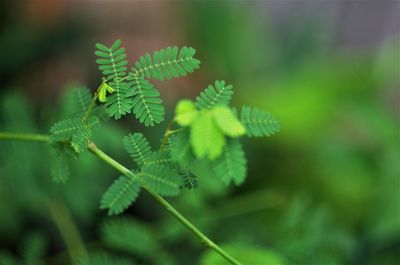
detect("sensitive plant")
[0,39,280,265]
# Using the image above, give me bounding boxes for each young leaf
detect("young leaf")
[95,39,128,81]
[132,46,200,81]
[190,111,225,160]
[195,80,233,109]
[212,106,246,137]
[140,165,182,196]
[213,139,247,185]
[240,106,280,137]
[104,82,134,119]
[101,218,156,257]
[175,99,198,126]
[129,75,165,127]
[100,175,141,215]
[123,133,152,166]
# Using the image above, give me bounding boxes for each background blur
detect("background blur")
[0,1,399,265]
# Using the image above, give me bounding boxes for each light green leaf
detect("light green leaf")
[212,106,246,137]
[175,99,198,126]
[190,111,225,160]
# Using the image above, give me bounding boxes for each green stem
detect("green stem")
[45,199,88,262]
[0,132,242,265]
[0,132,49,142]
[87,142,242,265]
[82,91,99,123]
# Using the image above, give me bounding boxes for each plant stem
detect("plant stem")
[46,199,88,262]
[87,142,242,265]
[0,132,49,142]
[82,91,99,123]
[0,132,242,265]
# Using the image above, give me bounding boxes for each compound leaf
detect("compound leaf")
[140,165,182,196]
[240,106,280,137]
[132,46,200,81]
[129,75,165,127]
[190,111,225,160]
[104,82,134,120]
[123,133,152,167]
[213,139,247,185]
[195,80,233,109]
[212,106,246,137]
[95,39,128,81]
[100,175,141,215]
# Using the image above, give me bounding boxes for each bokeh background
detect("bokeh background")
[0,0,399,265]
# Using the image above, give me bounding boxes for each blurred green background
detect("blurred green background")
[0,1,399,265]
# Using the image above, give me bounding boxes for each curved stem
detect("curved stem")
[0,132,243,265]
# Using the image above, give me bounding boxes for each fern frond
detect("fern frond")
[240,106,280,137]
[129,75,165,127]
[180,167,198,190]
[140,165,182,196]
[123,133,152,166]
[101,218,155,256]
[213,139,247,185]
[190,111,225,160]
[132,46,200,81]
[100,175,141,215]
[195,80,233,109]
[169,130,195,165]
[76,252,134,265]
[95,39,128,81]
[104,82,134,120]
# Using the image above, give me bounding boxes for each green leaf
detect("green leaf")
[240,106,280,137]
[212,106,246,137]
[100,175,141,215]
[123,133,152,167]
[101,218,156,257]
[190,111,225,160]
[213,139,247,185]
[132,46,200,81]
[95,39,128,81]
[104,82,134,120]
[129,75,165,127]
[144,150,173,167]
[195,80,233,109]
[140,165,182,196]
[169,130,195,165]
[179,167,198,190]
[175,99,198,126]
[50,146,72,184]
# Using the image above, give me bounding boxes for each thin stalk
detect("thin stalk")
[45,199,88,262]
[0,132,242,265]
[82,90,99,123]
[0,132,49,142]
[87,142,242,265]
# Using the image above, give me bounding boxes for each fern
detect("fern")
[95,39,128,81]
[101,218,156,257]
[140,165,182,196]
[129,75,165,126]
[240,106,280,137]
[104,82,134,119]
[132,46,200,81]
[123,133,152,166]
[100,175,141,215]
[213,139,247,185]
[195,80,233,109]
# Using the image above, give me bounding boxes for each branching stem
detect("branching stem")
[0,132,243,265]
